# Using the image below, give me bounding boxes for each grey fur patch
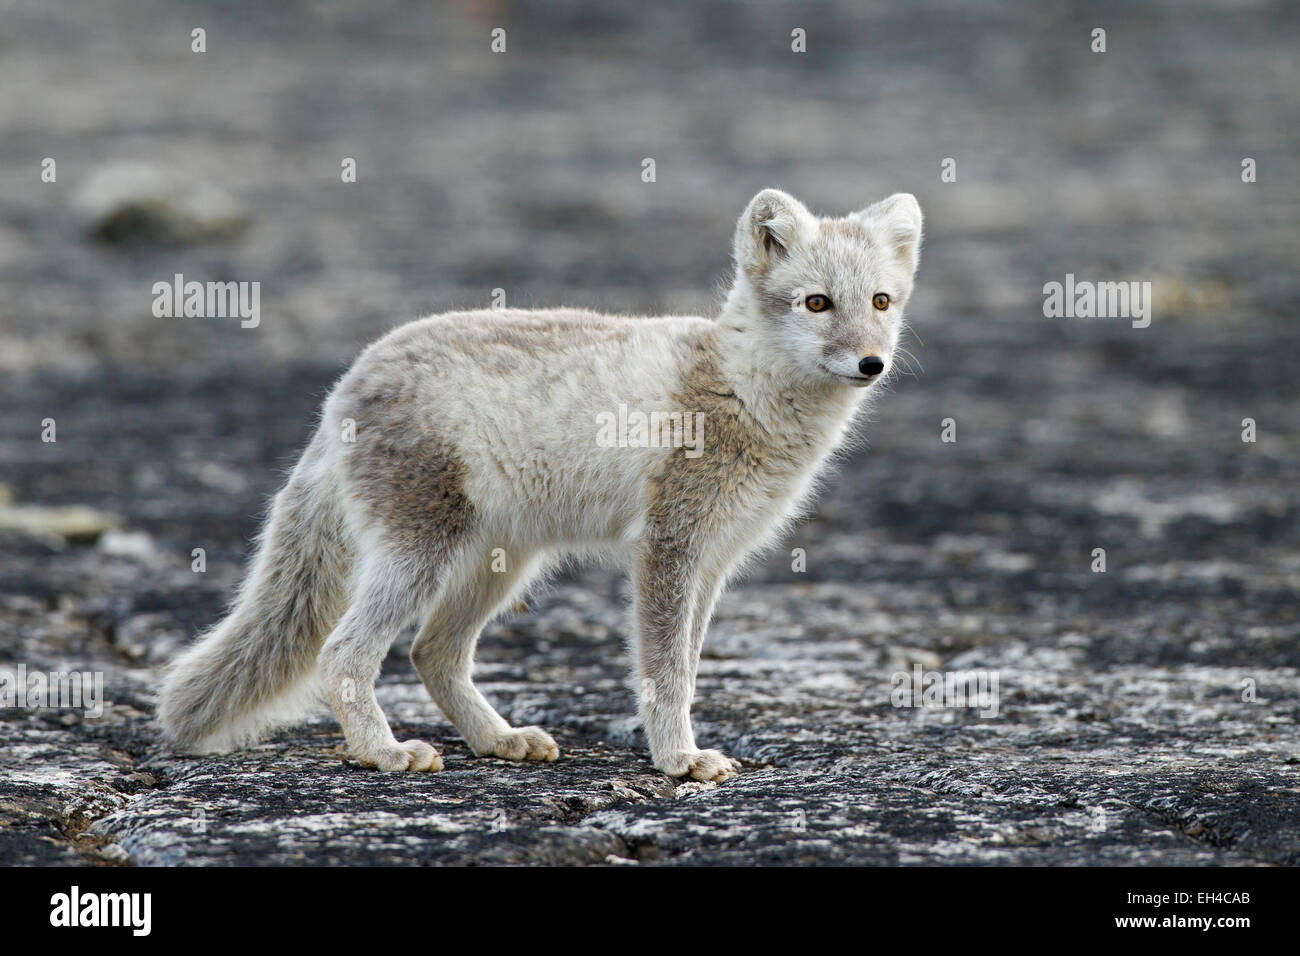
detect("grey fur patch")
[644,330,797,552]
[335,356,475,557]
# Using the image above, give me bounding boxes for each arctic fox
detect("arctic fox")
[158,188,923,782]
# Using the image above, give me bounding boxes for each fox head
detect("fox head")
[730,187,923,389]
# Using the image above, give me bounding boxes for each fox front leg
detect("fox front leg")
[633,548,738,783]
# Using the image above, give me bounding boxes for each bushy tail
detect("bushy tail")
[159,447,350,753]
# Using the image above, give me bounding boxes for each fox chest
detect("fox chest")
[647,418,840,541]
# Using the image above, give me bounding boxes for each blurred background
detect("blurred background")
[1,0,1298,865]
[2,0,1297,547]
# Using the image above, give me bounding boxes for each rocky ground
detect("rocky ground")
[1,0,1298,865]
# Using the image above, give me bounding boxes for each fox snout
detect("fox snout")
[839,352,888,386]
[858,355,886,377]
[820,349,890,386]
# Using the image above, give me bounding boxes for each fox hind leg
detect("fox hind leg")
[411,548,558,762]
[319,554,445,772]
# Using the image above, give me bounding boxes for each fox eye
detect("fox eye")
[873,293,890,311]
[805,294,832,313]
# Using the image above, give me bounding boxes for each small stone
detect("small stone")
[98,845,132,864]
[74,162,250,246]
[0,503,120,543]
[97,528,159,563]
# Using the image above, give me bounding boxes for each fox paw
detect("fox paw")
[358,739,444,772]
[658,749,739,783]
[483,726,559,762]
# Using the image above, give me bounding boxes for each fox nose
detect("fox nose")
[858,356,886,377]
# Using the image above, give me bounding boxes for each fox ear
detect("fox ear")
[734,188,814,276]
[856,192,923,274]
